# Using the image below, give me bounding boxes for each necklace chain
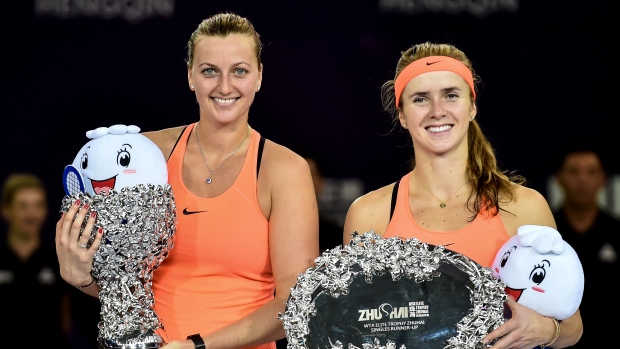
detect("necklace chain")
[412,171,468,208]
[195,123,250,184]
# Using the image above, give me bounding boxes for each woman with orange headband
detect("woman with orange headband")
[343,42,583,349]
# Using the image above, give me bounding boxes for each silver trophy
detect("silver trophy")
[278,231,507,349]
[61,183,176,349]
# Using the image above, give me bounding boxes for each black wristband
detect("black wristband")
[77,276,96,289]
[187,333,205,349]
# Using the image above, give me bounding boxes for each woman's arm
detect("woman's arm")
[486,185,583,348]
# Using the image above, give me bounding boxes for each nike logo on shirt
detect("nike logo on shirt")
[183,208,208,215]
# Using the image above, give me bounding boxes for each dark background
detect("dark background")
[2,0,615,244]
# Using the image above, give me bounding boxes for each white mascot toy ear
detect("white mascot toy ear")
[491,225,584,320]
[62,124,167,196]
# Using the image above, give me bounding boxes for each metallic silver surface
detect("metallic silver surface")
[60,184,176,348]
[278,231,506,349]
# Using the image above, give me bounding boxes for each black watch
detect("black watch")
[187,333,205,349]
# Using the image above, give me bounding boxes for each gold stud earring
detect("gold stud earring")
[256,85,261,92]
[399,113,407,128]
[471,115,475,120]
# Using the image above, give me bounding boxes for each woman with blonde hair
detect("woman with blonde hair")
[343,42,583,349]
[56,12,319,349]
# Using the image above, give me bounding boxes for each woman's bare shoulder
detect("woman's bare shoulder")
[142,125,188,160]
[141,125,187,147]
[350,184,395,213]
[508,184,551,212]
[500,183,556,234]
[257,138,315,198]
[260,138,337,186]
[261,139,306,169]
[343,182,396,241]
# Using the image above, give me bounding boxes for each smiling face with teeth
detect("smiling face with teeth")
[399,71,476,158]
[188,33,263,126]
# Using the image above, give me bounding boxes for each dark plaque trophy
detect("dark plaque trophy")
[279,231,507,349]
[61,184,176,349]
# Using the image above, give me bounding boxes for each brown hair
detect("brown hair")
[1,173,47,207]
[185,12,263,69]
[381,42,525,218]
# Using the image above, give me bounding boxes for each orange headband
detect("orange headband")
[394,56,476,107]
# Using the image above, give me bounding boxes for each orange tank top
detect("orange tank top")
[153,123,274,348]
[383,173,510,267]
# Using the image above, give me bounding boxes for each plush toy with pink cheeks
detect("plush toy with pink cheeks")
[63,124,167,196]
[491,225,584,320]
[59,125,175,347]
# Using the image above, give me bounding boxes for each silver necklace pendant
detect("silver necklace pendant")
[195,123,250,186]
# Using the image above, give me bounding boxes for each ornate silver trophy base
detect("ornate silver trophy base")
[61,183,176,349]
[279,231,507,349]
[98,329,164,349]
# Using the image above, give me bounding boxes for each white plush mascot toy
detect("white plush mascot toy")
[62,124,167,195]
[491,224,584,320]
[59,124,175,348]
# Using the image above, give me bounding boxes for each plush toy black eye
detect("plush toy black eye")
[500,246,517,268]
[81,154,88,170]
[529,263,548,285]
[117,150,131,167]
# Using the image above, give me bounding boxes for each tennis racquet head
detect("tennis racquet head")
[62,164,85,196]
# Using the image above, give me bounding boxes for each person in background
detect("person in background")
[55,12,319,349]
[551,138,619,347]
[0,173,71,347]
[343,41,583,348]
